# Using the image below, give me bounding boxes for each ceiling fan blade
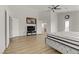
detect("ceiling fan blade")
[55,5,60,8]
[48,7,54,10]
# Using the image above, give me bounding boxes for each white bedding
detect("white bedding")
[47,32,79,49]
[48,32,79,42]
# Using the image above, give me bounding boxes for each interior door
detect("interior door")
[11,18,19,37]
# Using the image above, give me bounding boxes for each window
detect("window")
[65,21,69,32]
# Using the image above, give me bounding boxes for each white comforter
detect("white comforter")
[47,32,79,53]
[47,32,79,49]
[48,32,79,42]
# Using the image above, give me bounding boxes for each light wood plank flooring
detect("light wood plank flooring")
[4,35,61,54]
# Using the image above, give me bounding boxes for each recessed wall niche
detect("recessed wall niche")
[26,17,36,24]
[26,17,37,35]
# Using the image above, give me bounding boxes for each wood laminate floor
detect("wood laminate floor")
[4,35,61,54]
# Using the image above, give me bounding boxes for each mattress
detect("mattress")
[47,32,79,50]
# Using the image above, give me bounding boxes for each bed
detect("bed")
[46,32,79,54]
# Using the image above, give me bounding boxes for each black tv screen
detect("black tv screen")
[27,26,35,32]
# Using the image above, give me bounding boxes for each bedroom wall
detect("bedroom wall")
[39,11,58,34]
[57,11,79,32]
[11,18,19,37]
[50,11,58,33]
[0,6,5,53]
[8,6,58,36]
[57,12,70,32]
[8,6,42,36]
[70,11,79,32]
[0,5,10,53]
[9,17,20,38]
[39,10,51,34]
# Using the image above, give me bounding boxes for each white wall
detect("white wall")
[57,11,79,32]
[51,11,58,33]
[57,12,71,32]
[9,17,19,38]
[8,6,40,36]
[8,6,58,36]
[70,11,79,32]
[0,6,10,53]
[0,6,6,53]
[39,10,51,34]
[8,6,58,35]
[11,18,19,37]
[39,10,58,34]
[37,19,43,34]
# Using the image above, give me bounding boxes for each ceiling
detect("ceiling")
[8,5,79,13]
[27,5,79,12]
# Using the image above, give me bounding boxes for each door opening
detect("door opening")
[65,20,69,32]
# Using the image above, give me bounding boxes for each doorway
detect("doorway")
[42,23,47,36]
[65,20,69,32]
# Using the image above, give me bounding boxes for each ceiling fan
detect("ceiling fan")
[48,5,61,12]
